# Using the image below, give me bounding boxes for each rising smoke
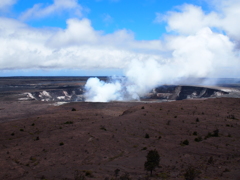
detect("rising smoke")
[84,26,239,102]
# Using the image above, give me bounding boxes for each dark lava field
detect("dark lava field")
[0,77,240,180]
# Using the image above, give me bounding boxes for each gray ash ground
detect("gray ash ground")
[0,77,240,179]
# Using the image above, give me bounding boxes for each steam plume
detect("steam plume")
[84,26,239,102]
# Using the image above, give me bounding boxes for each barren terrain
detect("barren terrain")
[1,77,240,179]
[1,98,240,179]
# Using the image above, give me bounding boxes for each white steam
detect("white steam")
[84,27,239,102]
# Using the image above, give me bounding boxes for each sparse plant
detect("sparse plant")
[59,142,64,146]
[205,129,219,139]
[227,114,235,119]
[144,149,160,176]
[193,131,197,136]
[166,120,171,125]
[194,136,202,142]
[74,170,86,180]
[196,118,199,122]
[181,139,189,146]
[213,129,219,137]
[141,106,145,109]
[72,108,76,111]
[20,129,24,132]
[100,125,107,131]
[64,121,73,124]
[83,170,93,177]
[119,172,131,180]
[207,156,214,164]
[114,168,120,178]
[145,133,150,138]
[184,166,200,180]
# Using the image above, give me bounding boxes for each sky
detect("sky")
[0,0,240,77]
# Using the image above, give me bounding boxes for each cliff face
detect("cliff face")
[146,85,229,100]
[23,85,229,102]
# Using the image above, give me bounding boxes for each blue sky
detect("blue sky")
[11,0,205,39]
[0,0,240,77]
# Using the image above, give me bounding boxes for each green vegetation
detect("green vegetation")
[145,133,150,138]
[100,125,107,131]
[184,166,200,180]
[193,131,197,136]
[194,136,202,142]
[204,129,219,139]
[144,149,160,176]
[181,139,189,146]
[64,121,73,124]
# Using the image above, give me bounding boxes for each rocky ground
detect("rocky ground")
[0,98,240,179]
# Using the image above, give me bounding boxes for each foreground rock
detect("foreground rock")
[0,98,240,179]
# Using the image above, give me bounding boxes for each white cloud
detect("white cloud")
[20,0,83,21]
[156,0,240,41]
[0,17,164,71]
[0,0,239,85]
[0,0,17,9]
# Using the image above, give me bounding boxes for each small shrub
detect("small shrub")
[114,169,120,178]
[207,156,214,164]
[223,168,230,172]
[31,123,35,126]
[119,172,131,180]
[205,129,219,139]
[100,125,107,131]
[213,129,219,137]
[194,136,202,142]
[181,139,189,146]
[72,108,76,111]
[184,166,200,180]
[84,170,93,177]
[20,129,24,132]
[193,131,197,136]
[145,133,150,138]
[11,133,15,136]
[141,106,145,109]
[227,114,235,119]
[141,147,147,150]
[64,121,73,124]
[59,142,64,146]
[74,170,86,180]
[196,118,199,122]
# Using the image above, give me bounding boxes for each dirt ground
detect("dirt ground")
[0,98,240,180]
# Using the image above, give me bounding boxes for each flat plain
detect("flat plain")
[0,77,240,179]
